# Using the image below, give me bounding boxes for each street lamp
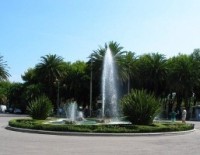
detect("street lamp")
[89,55,93,117]
[126,51,130,94]
[55,78,60,116]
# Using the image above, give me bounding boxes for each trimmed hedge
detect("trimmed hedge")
[9,119,194,133]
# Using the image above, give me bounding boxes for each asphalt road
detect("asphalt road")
[1,114,200,155]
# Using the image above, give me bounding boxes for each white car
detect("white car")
[0,105,7,113]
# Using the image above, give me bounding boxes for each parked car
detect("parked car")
[0,105,7,113]
[5,107,14,113]
[13,108,22,114]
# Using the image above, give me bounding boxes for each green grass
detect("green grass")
[8,119,194,133]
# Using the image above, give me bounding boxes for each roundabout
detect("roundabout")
[1,115,200,155]
[6,125,195,137]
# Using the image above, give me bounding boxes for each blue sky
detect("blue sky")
[0,0,200,82]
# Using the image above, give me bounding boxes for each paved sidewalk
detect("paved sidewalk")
[1,115,200,155]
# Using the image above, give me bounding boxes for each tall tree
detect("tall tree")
[35,54,67,108]
[190,49,200,100]
[7,82,25,112]
[167,54,196,116]
[35,54,66,83]
[0,81,11,104]
[0,55,10,81]
[63,61,90,105]
[136,53,168,96]
[21,68,38,84]
[118,51,137,94]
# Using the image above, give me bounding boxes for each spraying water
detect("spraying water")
[64,102,77,122]
[64,101,85,122]
[102,46,119,118]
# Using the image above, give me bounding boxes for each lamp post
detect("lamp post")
[126,51,130,94]
[55,78,60,116]
[89,56,93,117]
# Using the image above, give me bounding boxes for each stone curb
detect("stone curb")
[5,126,196,137]
[0,114,28,117]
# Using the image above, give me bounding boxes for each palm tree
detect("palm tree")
[35,54,67,109]
[0,55,10,81]
[118,51,137,93]
[35,54,66,83]
[136,53,168,96]
[63,61,90,104]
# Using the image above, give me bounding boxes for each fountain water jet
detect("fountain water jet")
[66,102,77,122]
[102,46,119,118]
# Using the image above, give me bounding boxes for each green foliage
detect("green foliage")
[8,82,26,112]
[0,81,12,104]
[120,89,161,125]
[63,61,90,103]
[167,54,195,92]
[27,95,53,120]
[0,55,10,80]
[35,54,66,83]
[9,119,194,133]
[135,53,168,96]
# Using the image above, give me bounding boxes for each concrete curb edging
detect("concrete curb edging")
[5,126,196,137]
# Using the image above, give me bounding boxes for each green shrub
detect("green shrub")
[27,95,53,120]
[120,89,161,125]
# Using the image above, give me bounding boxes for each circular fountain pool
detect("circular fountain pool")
[45,118,131,125]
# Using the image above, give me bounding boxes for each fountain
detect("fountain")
[47,44,130,125]
[64,102,85,122]
[48,102,90,125]
[64,102,78,122]
[102,46,119,118]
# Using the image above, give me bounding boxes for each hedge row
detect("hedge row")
[9,119,194,133]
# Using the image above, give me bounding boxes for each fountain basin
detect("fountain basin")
[45,118,131,125]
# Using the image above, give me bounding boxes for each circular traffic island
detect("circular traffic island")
[7,118,195,136]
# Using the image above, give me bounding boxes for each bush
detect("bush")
[120,89,161,125]
[27,95,53,120]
